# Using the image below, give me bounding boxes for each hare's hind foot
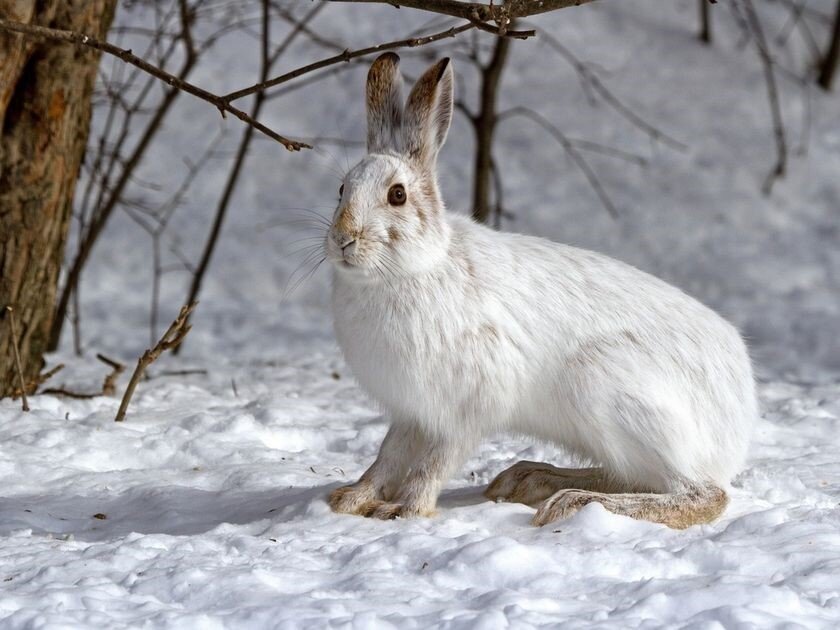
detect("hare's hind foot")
[485,461,609,507]
[532,484,728,529]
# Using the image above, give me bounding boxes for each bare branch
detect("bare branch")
[742,0,787,194]
[5,307,29,412]
[326,0,599,22]
[499,106,619,219]
[176,1,323,354]
[818,1,840,90]
[41,354,125,399]
[0,17,309,151]
[97,354,126,396]
[535,28,687,151]
[115,302,197,422]
[223,22,477,102]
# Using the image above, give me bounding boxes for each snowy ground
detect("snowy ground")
[2,0,840,627]
[2,365,840,627]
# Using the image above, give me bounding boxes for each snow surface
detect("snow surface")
[2,369,840,627]
[2,0,840,627]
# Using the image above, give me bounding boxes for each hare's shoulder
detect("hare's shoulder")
[446,215,646,288]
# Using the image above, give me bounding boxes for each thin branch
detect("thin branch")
[0,18,309,151]
[535,28,687,151]
[5,307,29,412]
[10,364,65,399]
[325,0,598,23]
[742,0,787,194]
[176,1,324,354]
[115,302,197,422]
[223,22,477,102]
[97,354,126,396]
[499,106,619,219]
[699,0,712,44]
[41,354,125,399]
[818,0,840,90]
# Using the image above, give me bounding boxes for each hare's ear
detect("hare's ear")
[367,52,404,153]
[403,58,453,168]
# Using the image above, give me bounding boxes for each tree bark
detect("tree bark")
[0,0,117,397]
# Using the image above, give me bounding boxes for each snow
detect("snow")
[2,0,840,627]
[2,375,840,627]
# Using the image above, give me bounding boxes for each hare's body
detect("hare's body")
[325,54,756,527]
[334,214,755,495]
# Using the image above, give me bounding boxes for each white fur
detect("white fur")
[325,55,757,517]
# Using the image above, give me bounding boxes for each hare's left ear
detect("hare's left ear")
[367,52,404,153]
[403,58,453,168]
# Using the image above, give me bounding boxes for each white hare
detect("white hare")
[326,53,756,528]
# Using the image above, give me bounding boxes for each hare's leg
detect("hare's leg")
[532,484,728,529]
[329,422,423,516]
[485,461,608,507]
[368,433,476,520]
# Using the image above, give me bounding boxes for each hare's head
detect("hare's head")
[327,53,453,280]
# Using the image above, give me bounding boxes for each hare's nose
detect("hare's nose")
[340,238,357,256]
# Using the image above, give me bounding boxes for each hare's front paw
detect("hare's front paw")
[329,483,377,515]
[366,501,434,520]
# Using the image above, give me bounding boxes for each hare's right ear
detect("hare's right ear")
[366,53,404,153]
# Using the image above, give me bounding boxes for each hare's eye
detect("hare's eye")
[388,184,406,206]
[338,184,344,198]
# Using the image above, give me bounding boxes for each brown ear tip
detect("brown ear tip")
[436,57,451,80]
[374,52,400,66]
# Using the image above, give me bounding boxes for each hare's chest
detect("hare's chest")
[332,280,464,417]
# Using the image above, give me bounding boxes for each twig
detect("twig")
[5,307,29,412]
[97,353,126,396]
[11,364,65,399]
[115,302,197,422]
[0,18,309,151]
[535,28,687,151]
[223,22,476,102]
[742,0,787,194]
[40,354,124,399]
[499,107,619,218]
[325,0,598,23]
[699,0,712,44]
[176,0,319,353]
[147,368,208,379]
[818,0,840,90]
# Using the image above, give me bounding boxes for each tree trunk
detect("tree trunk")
[0,0,117,398]
[817,1,840,91]
[471,33,512,225]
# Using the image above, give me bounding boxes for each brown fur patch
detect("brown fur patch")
[479,323,499,342]
[329,483,376,515]
[531,484,729,529]
[387,226,402,243]
[486,461,611,507]
[334,207,356,237]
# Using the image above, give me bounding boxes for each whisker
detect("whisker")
[280,256,326,305]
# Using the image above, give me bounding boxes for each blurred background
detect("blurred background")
[54,0,840,384]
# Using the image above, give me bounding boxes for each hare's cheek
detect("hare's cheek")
[387,226,403,246]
